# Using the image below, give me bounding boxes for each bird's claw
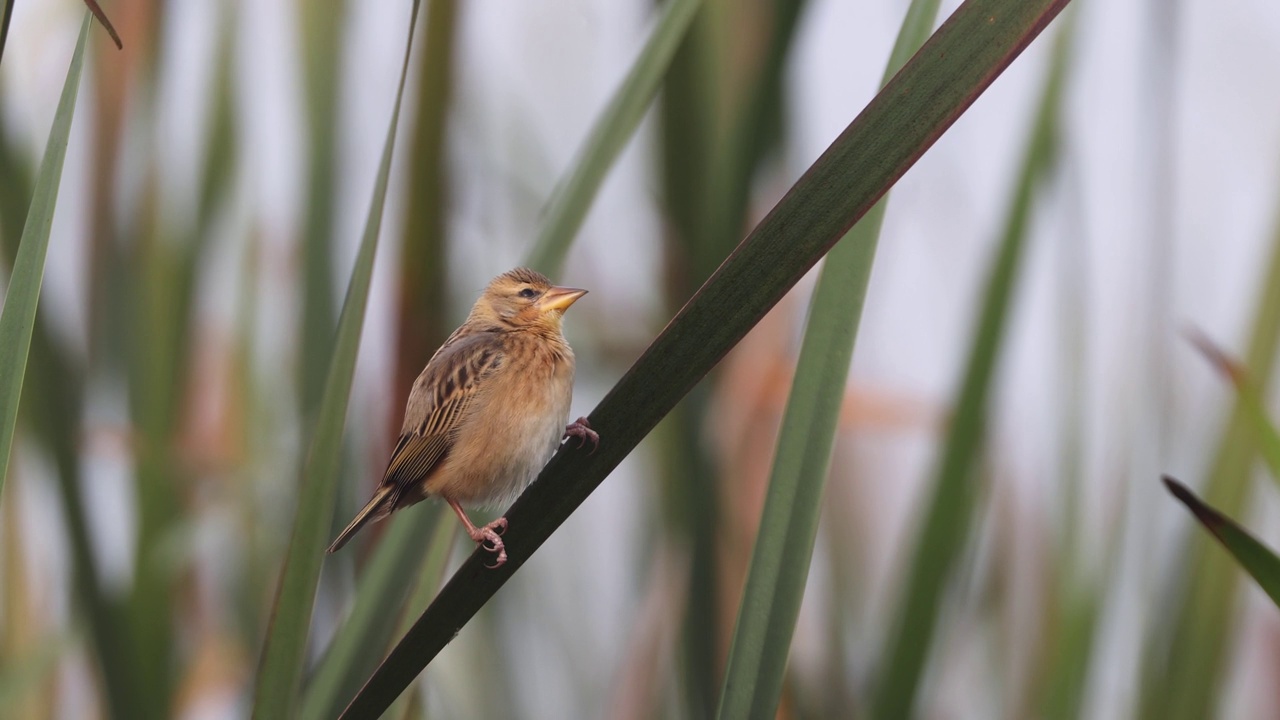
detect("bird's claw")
[469,518,509,568]
[563,416,600,454]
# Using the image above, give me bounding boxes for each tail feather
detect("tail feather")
[327,484,396,553]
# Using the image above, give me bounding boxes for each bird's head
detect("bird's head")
[470,267,587,332]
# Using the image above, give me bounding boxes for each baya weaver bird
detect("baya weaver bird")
[327,267,598,567]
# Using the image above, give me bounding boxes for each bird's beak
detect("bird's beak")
[538,286,588,313]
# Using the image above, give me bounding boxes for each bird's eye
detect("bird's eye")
[518,288,538,299]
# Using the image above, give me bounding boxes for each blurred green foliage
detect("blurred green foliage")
[3,0,1280,718]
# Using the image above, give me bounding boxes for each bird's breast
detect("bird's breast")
[430,343,575,507]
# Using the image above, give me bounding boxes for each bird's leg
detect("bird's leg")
[446,497,508,568]
[563,416,599,454]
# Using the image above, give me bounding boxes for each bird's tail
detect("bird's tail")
[327,484,397,553]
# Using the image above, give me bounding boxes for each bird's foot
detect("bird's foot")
[468,517,508,568]
[563,416,599,454]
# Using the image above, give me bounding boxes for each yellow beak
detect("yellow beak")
[538,286,588,313]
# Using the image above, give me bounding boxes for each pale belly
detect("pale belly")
[426,361,572,507]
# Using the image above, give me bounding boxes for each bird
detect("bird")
[326,267,598,567]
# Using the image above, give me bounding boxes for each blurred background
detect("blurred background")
[3,0,1280,717]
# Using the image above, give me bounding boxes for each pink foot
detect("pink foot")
[563,416,600,454]
[467,517,508,568]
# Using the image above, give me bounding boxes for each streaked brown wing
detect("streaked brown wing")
[381,333,504,501]
[383,432,451,488]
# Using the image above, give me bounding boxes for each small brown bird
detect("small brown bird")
[327,267,598,566]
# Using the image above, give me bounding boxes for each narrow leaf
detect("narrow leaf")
[81,0,122,49]
[1163,476,1280,608]
[393,0,456,430]
[1039,586,1103,720]
[339,0,1071,716]
[0,23,149,720]
[1186,330,1280,487]
[298,506,442,720]
[1140,148,1280,720]
[873,18,1072,718]
[0,0,13,66]
[250,2,421,717]
[384,516,459,720]
[715,0,943,716]
[297,0,349,421]
[0,633,67,712]
[0,14,91,496]
[524,0,702,275]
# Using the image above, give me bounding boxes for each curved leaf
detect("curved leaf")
[0,14,91,497]
[1187,331,1280,487]
[1163,476,1280,608]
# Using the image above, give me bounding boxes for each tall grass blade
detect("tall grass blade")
[713,247,869,720]
[122,4,241,705]
[668,2,811,712]
[524,0,702,275]
[714,0,941,716]
[0,120,32,260]
[196,2,238,236]
[0,634,66,712]
[308,2,461,711]
[298,507,443,720]
[393,0,456,430]
[0,0,12,67]
[231,233,272,644]
[700,0,809,261]
[384,516,459,720]
[25,330,147,720]
[80,0,122,49]
[339,1,1072,715]
[1039,586,1103,720]
[250,2,422,716]
[0,33,146,720]
[1163,476,1280,608]
[872,19,1071,718]
[0,14,91,496]
[306,3,464,714]
[297,0,348,421]
[1139,157,1280,720]
[654,3,714,265]
[1187,331,1280,486]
